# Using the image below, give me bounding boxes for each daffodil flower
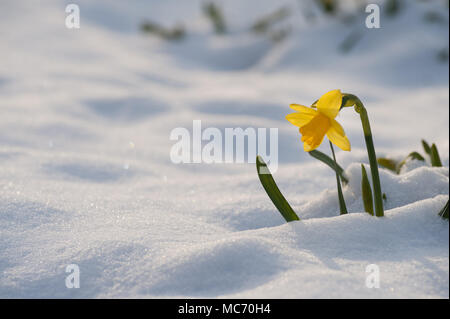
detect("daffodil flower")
[257,89,385,220]
[286,89,351,152]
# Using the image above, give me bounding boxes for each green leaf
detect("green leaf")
[397,152,425,173]
[361,164,374,216]
[438,200,449,220]
[203,2,226,34]
[377,157,398,173]
[430,144,443,167]
[422,139,432,155]
[309,150,349,184]
[315,0,338,14]
[385,0,401,17]
[256,156,300,222]
[140,21,185,40]
[407,151,426,161]
[339,30,363,54]
[329,142,348,215]
[251,7,290,34]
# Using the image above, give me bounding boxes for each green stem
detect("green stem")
[329,141,348,215]
[352,97,384,217]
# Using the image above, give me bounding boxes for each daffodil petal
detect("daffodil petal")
[303,137,325,152]
[317,89,342,119]
[303,142,313,152]
[299,113,329,152]
[290,104,317,115]
[286,112,316,127]
[327,119,351,151]
[301,127,325,152]
[329,118,345,135]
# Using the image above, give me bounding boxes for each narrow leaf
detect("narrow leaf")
[397,151,425,173]
[309,150,349,184]
[408,151,426,161]
[361,164,374,216]
[422,139,432,155]
[330,142,348,215]
[430,144,443,167]
[438,200,449,220]
[203,2,226,34]
[251,7,290,33]
[140,21,185,40]
[256,156,300,222]
[385,0,401,17]
[377,157,398,173]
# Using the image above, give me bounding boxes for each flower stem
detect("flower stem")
[329,141,348,215]
[351,96,384,217]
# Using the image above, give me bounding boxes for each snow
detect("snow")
[0,0,448,298]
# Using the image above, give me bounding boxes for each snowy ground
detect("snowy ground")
[0,0,448,298]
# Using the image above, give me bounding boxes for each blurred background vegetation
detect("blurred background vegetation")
[139,0,448,62]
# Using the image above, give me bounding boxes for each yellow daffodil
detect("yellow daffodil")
[286,89,351,152]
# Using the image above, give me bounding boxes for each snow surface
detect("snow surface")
[0,0,448,298]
